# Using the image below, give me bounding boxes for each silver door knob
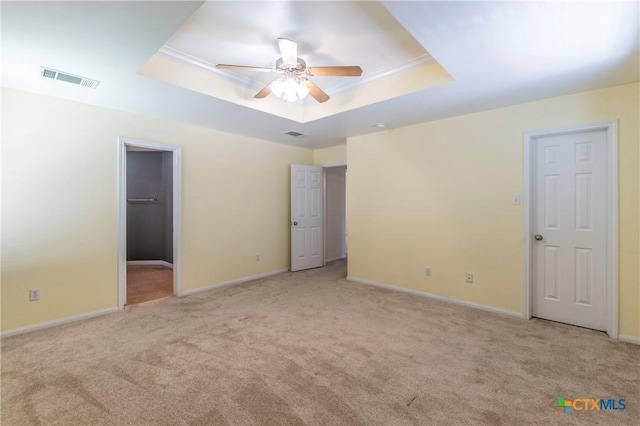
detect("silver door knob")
[292,221,298,226]
[534,234,543,241]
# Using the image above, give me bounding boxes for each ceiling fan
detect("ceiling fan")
[215,38,362,103]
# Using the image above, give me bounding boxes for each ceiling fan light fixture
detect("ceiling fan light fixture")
[219,38,360,103]
[270,76,310,102]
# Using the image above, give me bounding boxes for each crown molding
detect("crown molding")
[331,53,434,95]
[156,45,434,96]
[157,45,266,90]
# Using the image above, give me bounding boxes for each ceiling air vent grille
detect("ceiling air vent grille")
[41,68,57,79]
[40,67,100,89]
[284,130,308,138]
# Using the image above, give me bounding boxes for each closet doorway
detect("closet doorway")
[118,137,182,309]
[324,164,347,264]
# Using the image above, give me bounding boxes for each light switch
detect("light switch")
[512,194,520,205]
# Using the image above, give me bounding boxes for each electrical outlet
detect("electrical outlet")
[425,267,432,277]
[29,288,40,301]
[256,254,260,262]
[465,273,473,284]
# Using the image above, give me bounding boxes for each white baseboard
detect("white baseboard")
[127,260,173,268]
[181,269,288,296]
[618,334,640,345]
[347,276,524,319]
[1,307,118,338]
[326,255,347,262]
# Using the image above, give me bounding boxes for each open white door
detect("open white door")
[291,165,324,271]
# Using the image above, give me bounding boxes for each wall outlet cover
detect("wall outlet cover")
[29,288,40,301]
[512,194,521,205]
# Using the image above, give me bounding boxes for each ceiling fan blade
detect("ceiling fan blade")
[301,79,330,103]
[216,64,273,73]
[307,66,363,77]
[278,38,298,67]
[254,82,273,99]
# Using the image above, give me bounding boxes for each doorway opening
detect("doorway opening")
[118,137,182,309]
[289,163,347,272]
[324,164,347,265]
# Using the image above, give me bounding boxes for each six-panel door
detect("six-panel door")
[290,165,324,271]
[532,130,607,331]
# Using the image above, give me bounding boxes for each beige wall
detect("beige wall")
[313,144,346,166]
[3,83,639,339]
[347,83,640,339]
[1,88,312,331]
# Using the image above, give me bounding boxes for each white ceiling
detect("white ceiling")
[2,1,638,149]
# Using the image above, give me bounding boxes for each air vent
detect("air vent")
[40,67,100,89]
[41,68,57,79]
[284,130,308,138]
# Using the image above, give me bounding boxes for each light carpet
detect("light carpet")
[1,260,638,425]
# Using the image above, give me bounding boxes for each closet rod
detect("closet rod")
[127,198,157,203]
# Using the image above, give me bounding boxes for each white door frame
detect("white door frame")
[117,137,182,309]
[522,121,618,338]
[322,163,347,266]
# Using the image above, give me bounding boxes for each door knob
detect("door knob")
[292,221,298,226]
[534,234,543,241]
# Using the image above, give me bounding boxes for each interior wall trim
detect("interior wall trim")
[127,260,174,269]
[181,269,288,297]
[0,307,118,339]
[618,335,640,345]
[347,276,524,319]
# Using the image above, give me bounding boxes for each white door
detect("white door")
[532,130,607,330]
[291,165,324,271]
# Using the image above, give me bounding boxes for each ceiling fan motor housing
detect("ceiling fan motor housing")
[276,57,307,74]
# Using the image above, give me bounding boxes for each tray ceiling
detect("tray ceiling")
[139,1,453,123]
[2,1,638,148]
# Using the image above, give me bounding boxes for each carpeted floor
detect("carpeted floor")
[127,265,174,305]
[1,260,638,425]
